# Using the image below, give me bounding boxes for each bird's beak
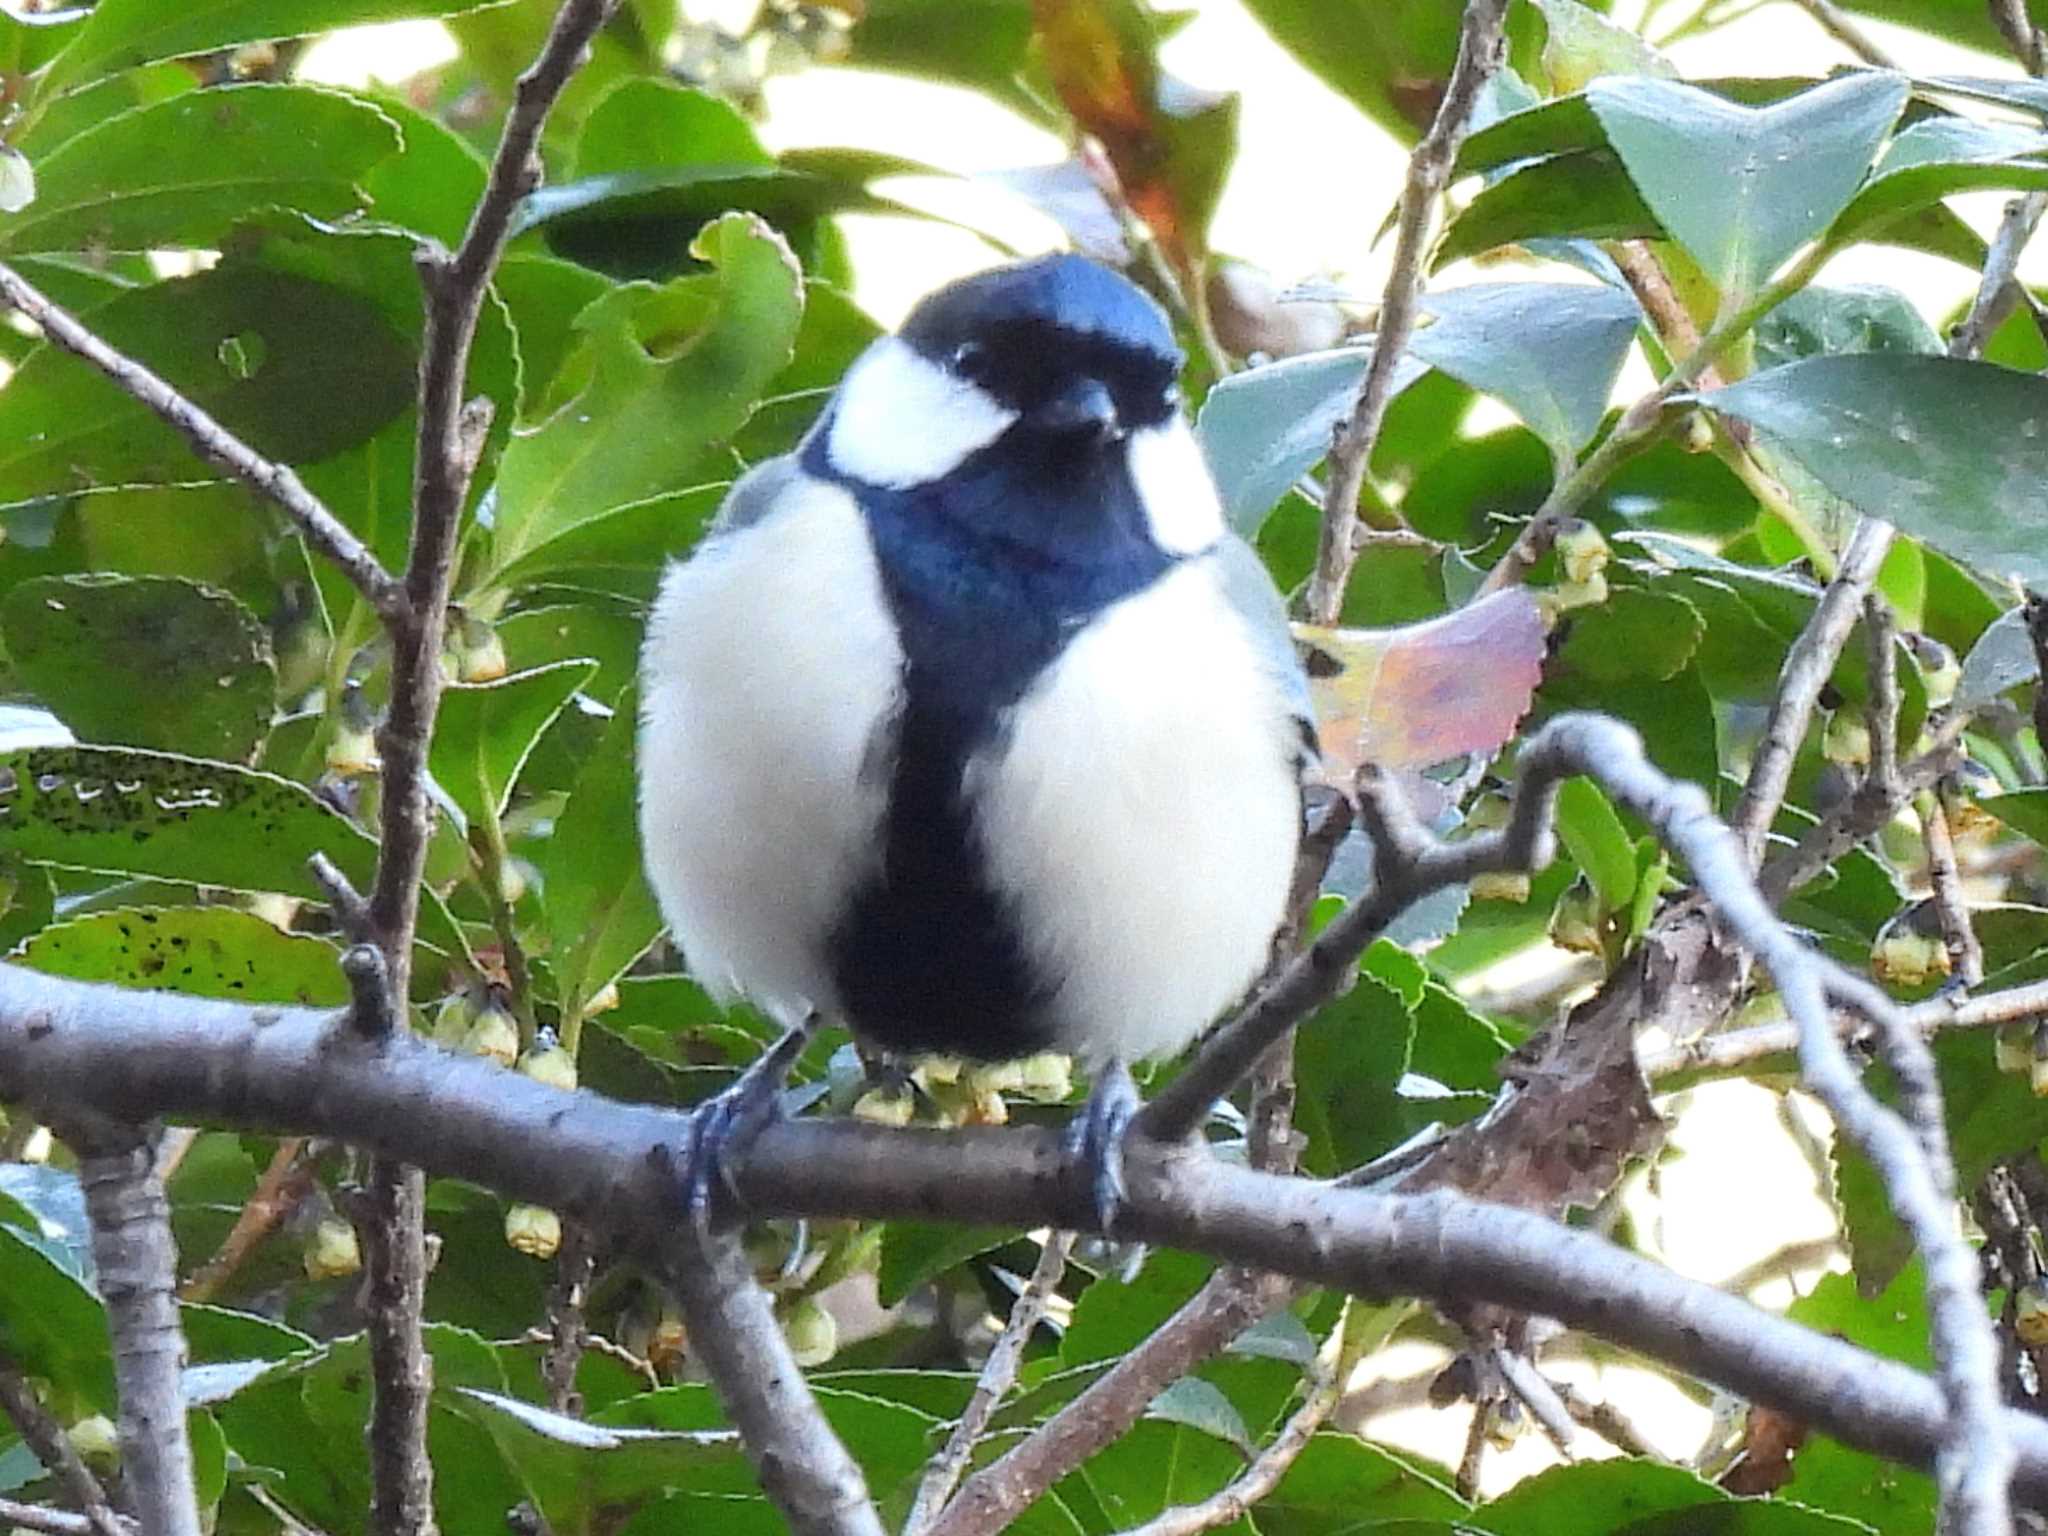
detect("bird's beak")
[1032,376,1121,441]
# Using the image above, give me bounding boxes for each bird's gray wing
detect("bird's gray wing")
[1209,534,1317,763]
[711,453,804,536]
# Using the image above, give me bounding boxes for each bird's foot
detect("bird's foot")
[1064,1058,1140,1239]
[673,1025,810,1232]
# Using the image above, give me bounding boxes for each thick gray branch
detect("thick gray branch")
[4,968,2048,1503]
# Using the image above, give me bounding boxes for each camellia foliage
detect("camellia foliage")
[2,0,2048,1533]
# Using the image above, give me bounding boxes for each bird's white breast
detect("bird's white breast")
[637,476,903,1023]
[964,555,1302,1065]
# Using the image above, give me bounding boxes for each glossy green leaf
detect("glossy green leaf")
[485,213,802,584]
[1984,787,2048,848]
[355,89,489,248]
[1434,149,1662,270]
[1555,776,1637,914]
[492,255,614,418]
[1832,116,2048,247]
[0,744,376,901]
[1195,347,1427,534]
[544,693,662,1017]
[1408,283,1640,458]
[0,265,414,504]
[1239,0,1466,141]
[0,1223,114,1417]
[1556,588,1704,684]
[3,574,275,762]
[1958,606,2037,708]
[1294,970,1415,1175]
[574,79,771,178]
[2,85,397,255]
[1532,0,1675,93]
[486,485,724,599]
[877,1223,1017,1308]
[429,660,597,829]
[14,907,346,1006]
[40,0,513,95]
[1704,355,2048,587]
[1586,71,1910,300]
[1258,1435,1467,1531]
[844,0,1038,120]
[1754,283,1940,368]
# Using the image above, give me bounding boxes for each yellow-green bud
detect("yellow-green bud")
[452,614,508,684]
[504,1203,562,1258]
[1555,520,1610,586]
[325,720,379,777]
[1872,929,1947,988]
[1997,1023,2034,1077]
[1548,881,1605,956]
[1822,712,1871,767]
[304,1217,361,1280]
[584,981,621,1016]
[783,1298,838,1367]
[1471,871,1532,904]
[517,1043,577,1092]
[432,992,478,1049]
[66,1415,118,1465]
[461,1005,520,1066]
[852,1085,916,1127]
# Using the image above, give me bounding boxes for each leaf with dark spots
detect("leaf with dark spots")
[14,906,346,1006]
[0,744,377,905]
[1294,587,1547,782]
[3,574,275,763]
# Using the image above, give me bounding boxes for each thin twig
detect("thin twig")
[655,1223,885,1536]
[307,854,375,947]
[1991,0,2048,75]
[1556,1380,1664,1460]
[0,1357,128,1536]
[1863,595,1901,800]
[1788,0,1900,67]
[540,1223,598,1416]
[1921,786,1986,988]
[926,1272,1292,1536]
[907,1232,1075,1535]
[1948,193,2048,363]
[1757,727,1967,904]
[340,946,401,1041]
[1729,517,1897,869]
[1305,0,1510,622]
[179,1137,316,1304]
[0,263,407,626]
[1117,1345,1341,1536]
[1493,1346,1580,1459]
[1456,1399,1491,1501]
[66,1122,203,1536]
[0,1500,135,1536]
[355,7,621,1532]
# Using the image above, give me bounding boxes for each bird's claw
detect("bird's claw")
[1064,1059,1140,1239]
[672,1025,809,1232]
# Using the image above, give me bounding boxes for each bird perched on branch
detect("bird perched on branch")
[638,252,1314,1231]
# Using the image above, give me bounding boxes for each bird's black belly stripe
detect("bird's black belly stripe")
[809,428,1170,1060]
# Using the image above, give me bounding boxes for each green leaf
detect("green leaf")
[1703,355,2048,587]
[1754,284,1941,369]
[1586,72,1909,300]
[1294,970,1415,1174]
[574,79,772,178]
[1259,1435,1467,1531]
[429,660,597,829]
[40,0,512,96]
[1238,0,1466,142]
[1434,149,1661,270]
[1472,1460,1729,1534]
[485,213,803,584]
[1143,1377,1249,1456]
[497,603,644,706]
[1195,347,1427,535]
[3,574,275,763]
[1985,787,2048,849]
[2,85,398,256]
[544,692,662,1017]
[1832,116,2048,248]
[485,485,724,600]
[1556,588,1704,684]
[493,255,614,419]
[0,265,414,504]
[1408,283,1640,460]
[0,1223,113,1417]
[844,0,1038,121]
[355,90,489,248]
[14,906,346,1005]
[1959,606,2037,708]
[1532,0,1676,93]
[1555,776,1637,914]
[877,1222,1017,1308]
[0,744,376,902]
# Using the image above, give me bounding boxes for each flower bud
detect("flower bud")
[303,1217,362,1280]
[504,1203,561,1259]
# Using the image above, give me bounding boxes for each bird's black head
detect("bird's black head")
[898,253,1184,445]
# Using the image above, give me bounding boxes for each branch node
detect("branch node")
[342,944,400,1040]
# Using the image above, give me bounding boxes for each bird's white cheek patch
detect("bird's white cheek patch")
[826,337,1017,489]
[1126,422,1224,556]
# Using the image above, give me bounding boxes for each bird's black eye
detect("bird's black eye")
[951,342,989,382]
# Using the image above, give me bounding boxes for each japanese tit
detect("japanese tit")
[638,253,1315,1225]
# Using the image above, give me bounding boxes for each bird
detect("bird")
[637,251,1315,1232]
